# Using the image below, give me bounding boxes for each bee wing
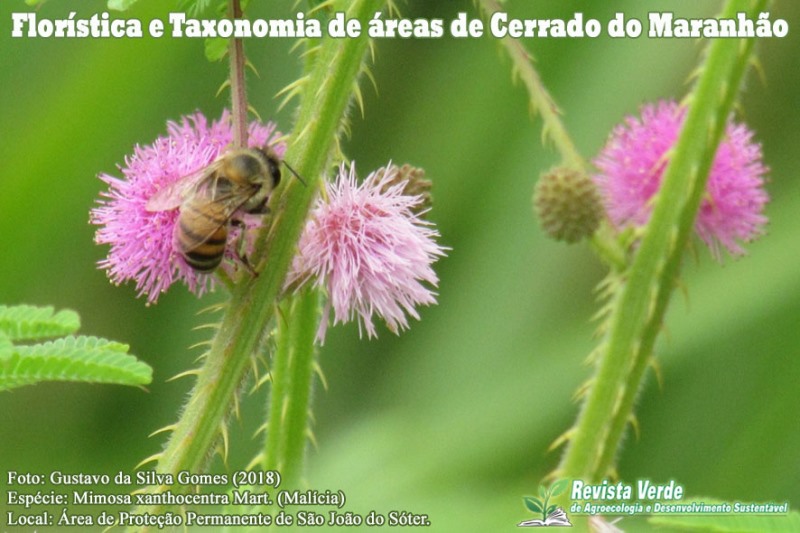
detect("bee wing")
[145,163,221,212]
[180,182,260,251]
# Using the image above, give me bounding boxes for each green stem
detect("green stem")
[478,0,626,267]
[589,224,628,273]
[264,287,321,488]
[477,0,583,167]
[264,299,292,472]
[130,0,383,523]
[558,0,767,482]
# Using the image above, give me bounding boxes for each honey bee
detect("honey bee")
[146,147,284,272]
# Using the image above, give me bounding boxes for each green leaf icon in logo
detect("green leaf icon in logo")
[550,478,569,497]
[524,496,544,514]
[523,479,569,522]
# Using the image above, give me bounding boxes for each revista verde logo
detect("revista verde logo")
[518,479,572,527]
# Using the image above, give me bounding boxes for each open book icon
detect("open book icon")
[518,507,572,527]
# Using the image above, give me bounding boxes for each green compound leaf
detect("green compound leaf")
[0,305,80,341]
[0,335,152,391]
[0,334,11,358]
[524,497,544,514]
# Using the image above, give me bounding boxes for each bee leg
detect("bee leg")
[249,201,271,215]
[230,219,259,278]
[238,255,259,277]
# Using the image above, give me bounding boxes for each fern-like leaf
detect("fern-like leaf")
[0,334,11,358]
[0,335,151,391]
[0,304,80,341]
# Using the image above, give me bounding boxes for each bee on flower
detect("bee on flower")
[90,110,285,304]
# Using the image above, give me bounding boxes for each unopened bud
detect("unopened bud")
[376,164,432,215]
[533,166,602,243]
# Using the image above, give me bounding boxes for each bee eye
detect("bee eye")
[271,165,281,187]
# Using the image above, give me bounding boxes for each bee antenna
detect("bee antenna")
[282,161,307,187]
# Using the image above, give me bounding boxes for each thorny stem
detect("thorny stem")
[228,0,248,148]
[476,0,625,270]
[557,0,767,488]
[480,0,767,515]
[256,0,385,488]
[128,1,384,528]
[477,0,583,168]
[264,287,320,488]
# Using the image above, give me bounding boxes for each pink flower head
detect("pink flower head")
[91,110,285,304]
[594,100,768,258]
[288,163,447,341]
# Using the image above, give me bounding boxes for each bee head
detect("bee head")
[226,151,266,184]
[255,146,306,190]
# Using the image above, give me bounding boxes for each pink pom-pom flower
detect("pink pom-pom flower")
[288,163,447,341]
[593,100,768,258]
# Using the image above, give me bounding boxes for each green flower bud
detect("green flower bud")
[533,166,602,243]
[375,164,432,216]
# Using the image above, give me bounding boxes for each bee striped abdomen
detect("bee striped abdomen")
[177,201,230,271]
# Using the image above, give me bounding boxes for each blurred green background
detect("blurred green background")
[1,0,798,531]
